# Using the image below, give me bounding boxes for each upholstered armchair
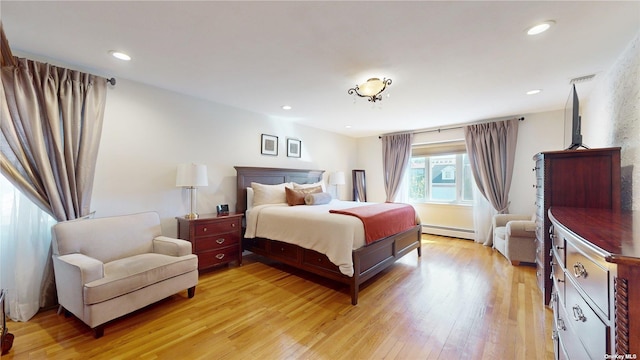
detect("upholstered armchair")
[52,212,198,338]
[492,214,537,266]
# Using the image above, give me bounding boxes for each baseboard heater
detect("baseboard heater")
[421,224,474,240]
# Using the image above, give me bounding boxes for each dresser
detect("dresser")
[549,207,639,359]
[533,148,621,305]
[176,213,244,271]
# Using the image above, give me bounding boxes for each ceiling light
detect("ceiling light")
[109,50,131,61]
[348,78,392,102]
[281,105,292,110]
[527,21,555,35]
[526,89,542,95]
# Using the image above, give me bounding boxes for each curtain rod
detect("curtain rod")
[378,117,524,139]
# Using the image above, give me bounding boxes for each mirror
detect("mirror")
[352,170,367,202]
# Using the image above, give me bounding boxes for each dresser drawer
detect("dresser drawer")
[552,251,565,303]
[194,232,240,252]
[551,225,565,267]
[565,238,610,317]
[195,218,240,236]
[555,289,591,360]
[198,246,240,268]
[565,277,609,359]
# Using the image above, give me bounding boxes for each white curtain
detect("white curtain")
[0,174,56,321]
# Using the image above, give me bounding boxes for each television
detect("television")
[564,84,586,150]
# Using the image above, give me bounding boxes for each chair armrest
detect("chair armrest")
[153,236,193,257]
[493,214,532,228]
[507,220,537,237]
[52,254,104,317]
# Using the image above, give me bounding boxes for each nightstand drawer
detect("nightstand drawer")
[195,218,240,236]
[195,232,240,252]
[198,246,240,268]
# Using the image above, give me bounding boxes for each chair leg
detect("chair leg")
[511,260,521,266]
[188,286,196,298]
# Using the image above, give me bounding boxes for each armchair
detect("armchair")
[52,211,198,338]
[492,213,537,266]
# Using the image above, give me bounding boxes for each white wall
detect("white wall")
[92,79,357,235]
[582,31,639,210]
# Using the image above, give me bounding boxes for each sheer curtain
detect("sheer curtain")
[0,174,56,321]
[381,132,413,202]
[1,24,108,320]
[464,119,519,246]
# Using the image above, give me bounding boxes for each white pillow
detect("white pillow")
[246,187,254,211]
[250,182,291,206]
[293,181,326,192]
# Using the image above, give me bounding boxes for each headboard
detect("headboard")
[234,166,325,214]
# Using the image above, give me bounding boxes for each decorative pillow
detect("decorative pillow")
[293,181,326,192]
[246,187,254,210]
[251,182,291,206]
[285,186,322,206]
[304,192,332,205]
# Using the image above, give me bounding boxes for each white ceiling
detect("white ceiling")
[2,1,639,138]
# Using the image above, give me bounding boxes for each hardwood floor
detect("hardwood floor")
[3,235,554,359]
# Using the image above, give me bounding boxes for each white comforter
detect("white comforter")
[244,200,375,277]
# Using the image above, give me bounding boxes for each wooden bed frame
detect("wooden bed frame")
[235,166,422,305]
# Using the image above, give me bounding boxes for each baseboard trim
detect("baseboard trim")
[421,224,475,240]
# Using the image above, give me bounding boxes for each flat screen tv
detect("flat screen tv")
[564,84,587,150]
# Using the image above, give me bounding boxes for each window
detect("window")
[408,143,473,204]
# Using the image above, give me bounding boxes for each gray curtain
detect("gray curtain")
[464,119,519,246]
[381,132,413,202]
[1,24,108,307]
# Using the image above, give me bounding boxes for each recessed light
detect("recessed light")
[345,125,352,129]
[281,105,292,110]
[526,89,542,95]
[526,20,555,35]
[109,50,131,61]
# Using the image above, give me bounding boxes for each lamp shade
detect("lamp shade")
[176,163,208,187]
[329,171,346,185]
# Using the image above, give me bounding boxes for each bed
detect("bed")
[235,166,422,305]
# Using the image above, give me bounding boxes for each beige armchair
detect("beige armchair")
[492,213,537,266]
[52,211,198,338]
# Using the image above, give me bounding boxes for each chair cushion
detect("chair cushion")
[494,226,507,241]
[83,253,197,305]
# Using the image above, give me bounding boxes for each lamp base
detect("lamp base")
[184,213,199,219]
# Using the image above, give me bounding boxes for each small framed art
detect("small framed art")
[261,134,278,156]
[287,138,301,158]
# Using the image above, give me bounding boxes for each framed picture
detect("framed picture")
[287,138,301,158]
[261,134,278,156]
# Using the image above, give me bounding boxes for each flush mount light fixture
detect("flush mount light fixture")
[348,77,392,102]
[527,20,555,35]
[109,50,131,61]
[281,105,292,110]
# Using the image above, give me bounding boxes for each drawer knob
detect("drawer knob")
[572,305,587,322]
[203,227,208,232]
[555,245,564,250]
[215,253,225,260]
[557,318,566,331]
[572,262,588,278]
[216,238,225,244]
[231,223,236,228]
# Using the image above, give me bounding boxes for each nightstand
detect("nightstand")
[176,213,244,271]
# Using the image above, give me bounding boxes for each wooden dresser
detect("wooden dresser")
[533,148,621,305]
[549,207,639,359]
[176,213,244,271]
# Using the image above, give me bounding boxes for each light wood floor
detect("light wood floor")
[4,235,554,359]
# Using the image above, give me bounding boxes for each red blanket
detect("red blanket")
[329,203,416,244]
